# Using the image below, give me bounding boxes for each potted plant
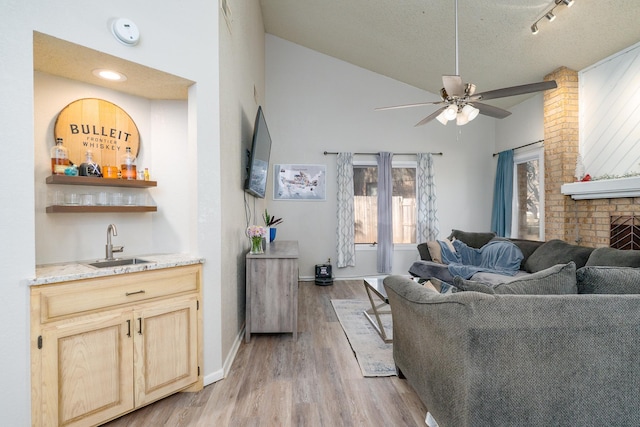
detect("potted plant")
[263,209,283,242]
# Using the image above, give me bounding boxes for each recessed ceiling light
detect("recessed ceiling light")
[92,69,127,82]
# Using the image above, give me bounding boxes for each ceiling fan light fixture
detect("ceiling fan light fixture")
[462,104,480,121]
[436,111,449,125]
[444,104,458,120]
[456,113,469,126]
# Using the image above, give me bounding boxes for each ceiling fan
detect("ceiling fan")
[376,0,557,126]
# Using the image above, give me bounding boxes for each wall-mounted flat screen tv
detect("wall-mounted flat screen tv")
[244,106,272,198]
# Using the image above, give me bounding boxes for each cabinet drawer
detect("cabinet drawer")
[35,265,201,323]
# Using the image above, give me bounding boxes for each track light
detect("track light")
[531,0,575,34]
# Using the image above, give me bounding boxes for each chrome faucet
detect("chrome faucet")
[106,224,124,260]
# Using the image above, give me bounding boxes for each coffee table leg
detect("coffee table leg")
[364,285,392,343]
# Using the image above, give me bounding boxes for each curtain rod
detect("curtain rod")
[493,139,544,157]
[323,151,443,156]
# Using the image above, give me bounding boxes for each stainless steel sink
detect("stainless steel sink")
[88,258,151,268]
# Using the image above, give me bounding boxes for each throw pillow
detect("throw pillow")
[576,266,640,294]
[585,247,640,268]
[426,241,443,264]
[447,229,496,249]
[417,242,432,261]
[524,239,594,273]
[451,262,577,295]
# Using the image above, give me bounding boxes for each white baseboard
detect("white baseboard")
[203,324,245,387]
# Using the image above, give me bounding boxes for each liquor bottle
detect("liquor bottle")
[120,146,137,180]
[78,150,102,177]
[50,138,69,175]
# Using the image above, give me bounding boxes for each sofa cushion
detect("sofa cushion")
[585,247,640,267]
[447,229,496,249]
[576,266,640,294]
[524,239,594,273]
[451,262,577,295]
[506,238,545,270]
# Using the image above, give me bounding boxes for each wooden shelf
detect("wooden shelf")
[46,205,157,213]
[46,175,157,188]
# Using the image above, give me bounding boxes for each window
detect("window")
[353,163,416,244]
[511,149,544,240]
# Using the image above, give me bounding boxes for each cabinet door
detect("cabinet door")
[249,257,297,333]
[40,310,134,427]
[133,295,198,407]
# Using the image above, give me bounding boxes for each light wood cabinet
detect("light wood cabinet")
[31,264,203,427]
[245,241,299,342]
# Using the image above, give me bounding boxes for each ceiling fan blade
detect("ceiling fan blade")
[375,101,443,111]
[442,75,464,97]
[471,80,558,101]
[471,102,512,119]
[414,107,447,127]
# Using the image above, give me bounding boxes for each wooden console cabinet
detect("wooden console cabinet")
[30,264,203,427]
[245,240,299,342]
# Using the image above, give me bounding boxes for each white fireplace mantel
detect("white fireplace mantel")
[561,176,640,200]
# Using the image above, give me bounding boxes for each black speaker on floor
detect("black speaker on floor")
[315,261,333,286]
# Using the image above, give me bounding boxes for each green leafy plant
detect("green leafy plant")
[263,209,283,227]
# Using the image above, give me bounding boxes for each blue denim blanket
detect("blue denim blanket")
[438,239,523,279]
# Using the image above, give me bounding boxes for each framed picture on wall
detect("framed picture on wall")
[273,164,326,201]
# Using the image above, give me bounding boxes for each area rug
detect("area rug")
[331,299,395,377]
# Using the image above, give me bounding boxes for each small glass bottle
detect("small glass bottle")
[79,150,102,177]
[50,138,69,175]
[120,146,137,180]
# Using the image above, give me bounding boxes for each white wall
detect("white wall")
[1,1,221,424]
[494,93,544,154]
[218,0,266,372]
[265,35,496,278]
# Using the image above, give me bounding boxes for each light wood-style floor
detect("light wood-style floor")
[103,280,427,426]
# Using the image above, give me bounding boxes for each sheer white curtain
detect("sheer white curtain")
[377,152,393,273]
[336,152,355,268]
[416,153,439,242]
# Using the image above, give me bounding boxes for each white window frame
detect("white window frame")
[511,147,545,241]
[353,159,417,251]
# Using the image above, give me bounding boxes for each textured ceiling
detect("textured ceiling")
[260,0,640,109]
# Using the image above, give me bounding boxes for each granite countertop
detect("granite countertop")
[29,253,205,286]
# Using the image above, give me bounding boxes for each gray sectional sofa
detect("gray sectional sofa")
[384,230,640,427]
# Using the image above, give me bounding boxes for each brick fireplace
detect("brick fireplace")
[543,67,640,247]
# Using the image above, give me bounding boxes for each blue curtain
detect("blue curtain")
[491,150,514,237]
[377,152,393,273]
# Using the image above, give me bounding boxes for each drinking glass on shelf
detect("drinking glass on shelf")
[97,192,109,206]
[110,192,123,206]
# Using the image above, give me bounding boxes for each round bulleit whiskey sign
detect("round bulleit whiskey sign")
[54,98,140,168]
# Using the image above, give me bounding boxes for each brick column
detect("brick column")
[543,67,579,241]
